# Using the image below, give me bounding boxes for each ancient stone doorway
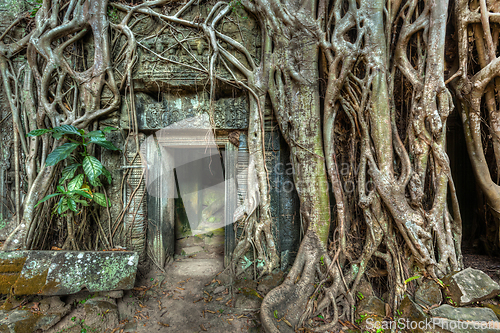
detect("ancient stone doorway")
[140,121,239,270]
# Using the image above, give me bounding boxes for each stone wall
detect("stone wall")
[0,2,302,269]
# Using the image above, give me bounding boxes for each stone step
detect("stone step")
[170,259,223,278]
[181,246,204,256]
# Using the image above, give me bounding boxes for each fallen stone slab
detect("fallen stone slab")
[356,296,385,318]
[0,250,139,296]
[485,303,500,320]
[170,259,223,278]
[430,304,500,333]
[415,279,443,308]
[398,296,431,333]
[0,299,71,333]
[355,296,386,332]
[0,251,27,294]
[431,318,500,333]
[443,268,500,306]
[99,290,124,299]
[430,304,499,322]
[38,296,72,319]
[83,298,119,332]
[0,296,70,332]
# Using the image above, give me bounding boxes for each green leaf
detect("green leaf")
[93,192,109,207]
[56,185,67,194]
[67,198,78,212]
[102,167,112,184]
[46,143,80,166]
[53,125,81,136]
[84,130,105,138]
[59,163,81,184]
[35,193,61,207]
[404,275,421,284]
[89,177,102,187]
[27,129,52,137]
[82,156,102,183]
[89,137,119,150]
[70,190,93,200]
[101,127,117,134]
[52,132,64,139]
[75,199,90,206]
[274,310,278,319]
[67,174,84,191]
[57,198,69,214]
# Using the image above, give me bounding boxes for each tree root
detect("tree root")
[261,233,324,333]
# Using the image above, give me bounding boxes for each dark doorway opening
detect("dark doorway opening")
[447,108,480,253]
[171,147,226,257]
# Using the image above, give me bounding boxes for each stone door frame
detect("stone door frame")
[149,130,240,268]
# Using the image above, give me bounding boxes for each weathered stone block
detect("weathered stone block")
[357,296,385,318]
[0,251,139,296]
[398,296,431,333]
[83,298,119,332]
[0,297,71,333]
[356,296,386,332]
[415,279,443,308]
[485,303,500,320]
[430,305,500,333]
[444,268,500,306]
[430,304,498,322]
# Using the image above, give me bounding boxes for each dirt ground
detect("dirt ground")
[462,247,500,283]
[3,239,500,333]
[43,234,270,333]
[112,236,264,333]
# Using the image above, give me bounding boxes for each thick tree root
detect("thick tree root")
[261,233,324,333]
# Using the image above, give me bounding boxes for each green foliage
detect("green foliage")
[355,313,368,324]
[273,310,278,319]
[0,0,37,18]
[107,6,119,24]
[320,255,324,266]
[27,125,119,215]
[446,295,458,306]
[404,275,421,284]
[77,294,96,305]
[229,0,248,19]
[0,218,7,230]
[357,291,364,300]
[29,0,43,18]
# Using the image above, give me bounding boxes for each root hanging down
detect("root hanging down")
[5,0,500,331]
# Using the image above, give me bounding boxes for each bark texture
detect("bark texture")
[1,0,499,331]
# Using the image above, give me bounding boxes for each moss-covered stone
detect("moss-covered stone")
[0,251,138,296]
